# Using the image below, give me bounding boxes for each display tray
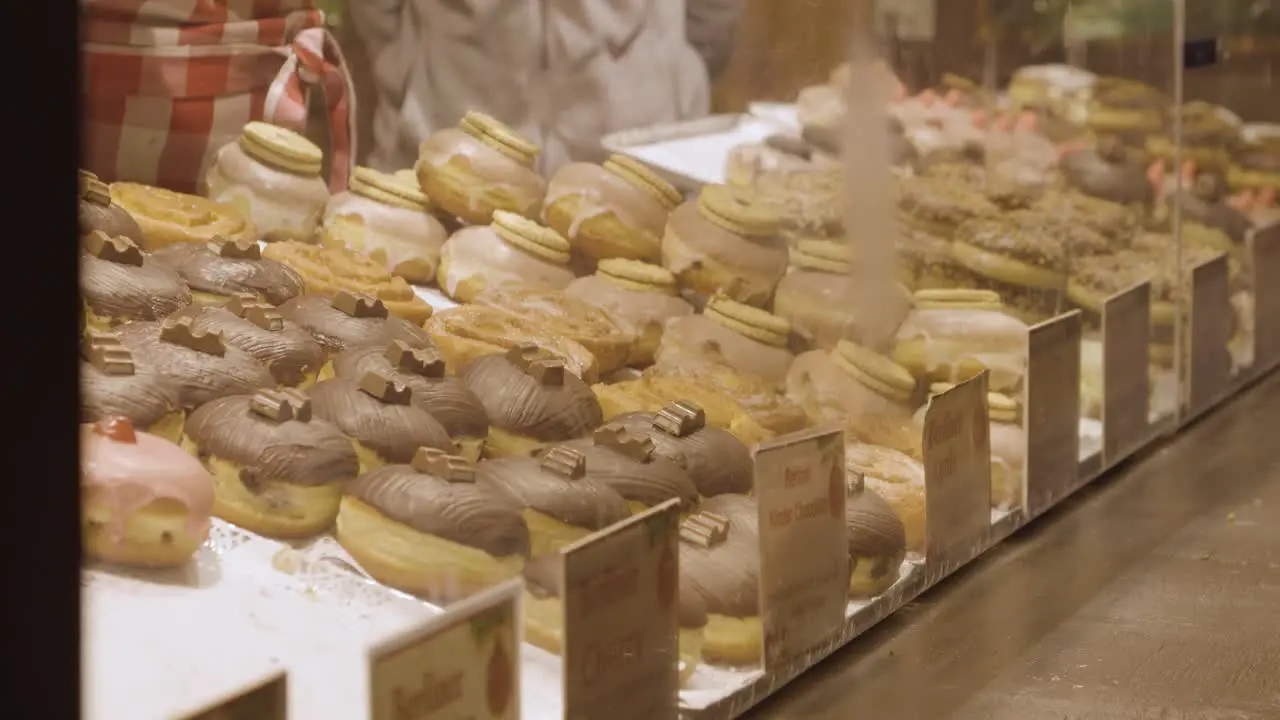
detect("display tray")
[601,114,791,191]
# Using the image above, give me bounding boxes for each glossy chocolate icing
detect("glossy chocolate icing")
[845,488,906,578]
[152,242,305,305]
[168,304,324,386]
[80,249,192,324]
[459,349,603,442]
[475,454,629,530]
[599,411,752,497]
[279,294,433,354]
[308,377,456,463]
[80,358,179,429]
[114,320,275,409]
[330,343,489,439]
[547,428,699,510]
[80,193,144,245]
[679,494,760,617]
[185,394,359,486]
[348,464,530,557]
[522,553,708,628]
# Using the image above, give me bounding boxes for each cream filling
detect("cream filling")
[320,192,446,277]
[194,451,342,537]
[439,226,573,299]
[204,143,327,241]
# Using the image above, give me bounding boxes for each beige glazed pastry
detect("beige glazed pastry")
[892,288,1029,393]
[772,238,860,349]
[416,111,547,224]
[543,154,683,264]
[319,166,448,283]
[661,184,788,307]
[110,182,257,251]
[656,295,796,389]
[787,341,921,457]
[437,211,575,303]
[471,287,634,376]
[203,121,330,243]
[424,304,600,383]
[565,259,694,366]
[263,241,435,324]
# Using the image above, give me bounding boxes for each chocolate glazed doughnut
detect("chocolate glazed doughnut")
[151,239,305,306]
[81,231,192,328]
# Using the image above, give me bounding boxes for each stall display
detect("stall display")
[78,3,1280,715]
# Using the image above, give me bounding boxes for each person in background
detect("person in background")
[350,0,743,174]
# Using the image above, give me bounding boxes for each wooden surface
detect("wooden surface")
[749,373,1280,719]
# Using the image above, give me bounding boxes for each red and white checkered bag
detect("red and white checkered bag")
[81,0,356,195]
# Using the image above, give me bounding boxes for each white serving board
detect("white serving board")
[746,102,800,133]
[601,114,793,191]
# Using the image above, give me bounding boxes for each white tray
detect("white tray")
[601,114,793,191]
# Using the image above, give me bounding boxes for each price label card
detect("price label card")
[562,499,680,720]
[922,372,991,571]
[369,580,521,720]
[1102,281,1152,467]
[1024,311,1083,516]
[753,426,848,670]
[184,671,287,720]
[1252,224,1280,371]
[1188,253,1232,417]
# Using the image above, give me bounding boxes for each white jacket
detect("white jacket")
[351,0,741,174]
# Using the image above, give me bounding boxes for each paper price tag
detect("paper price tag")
[184,671,287,720]
[1101,281,1152,467]
[368,580,521,720]
[1188,253,1232,417]
[562,499,680,720]
[753,426,848,669]
[1024,311,1083,516]
[922,372,991,572]
[1251,224,1280,371]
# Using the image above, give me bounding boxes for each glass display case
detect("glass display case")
[77,0,1278,717]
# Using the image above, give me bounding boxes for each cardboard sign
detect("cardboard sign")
[184,671,287,720]
[753,427,848,669]
[1101,281,1152,467]
[562,499,680,720]
[1252,224,1280,371]
[922,372,992,572]
[369,580,521,720]
[1024,311,1083,516]
[1188,253,1232,417]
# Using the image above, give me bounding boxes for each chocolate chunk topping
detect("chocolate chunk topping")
[680,512,730,548]
[250,388,312,423]
[84,230,144,267]
[410,447,475,483]
[593,426,655,462]
[540,445,586,481]
[226,294,284,331]
[505,343,565,387]
[331,290,388,319]
[159,315,226,356]
[385,340,445,378]
[652,400,706,438]
[80,172,112,206]
[357,370,413,405]
[83,330,135,375]
[215,235,262,260]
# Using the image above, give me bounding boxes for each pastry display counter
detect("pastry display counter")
[77,1,1280,718]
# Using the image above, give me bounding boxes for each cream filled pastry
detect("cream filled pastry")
[787,341,920,458]
[115,315,275,410]
[309,370,458,472]
[322,341,490,463]
[79,170,143,244]
[986,391,1025,510]
[471,287,634,376]
[521,552,709,685]
[279,291,433,355]
[460,345,604,458]
[542,154,683,264]
[416,111,547,224]
[436,211,575,303]
[678,496,762,666]
[843,477,907,598]
[661,184,788,307]
[565,259,695,366]
[845,442,925,553]
[169,299,324,388]
[183,390,359,537]
[319,166,448,283]
[656,295,796,389]
[596,402,752,497]
[425,304,600,383]
[81,330,184,443]
[892,288,1029,392]
[772,239,858,349]
[551,425,699,513]
[151,237,305,306]
[476,446,630,555]
[338,447,530,602]
[81,417,215,567]
[81,230,192,330]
